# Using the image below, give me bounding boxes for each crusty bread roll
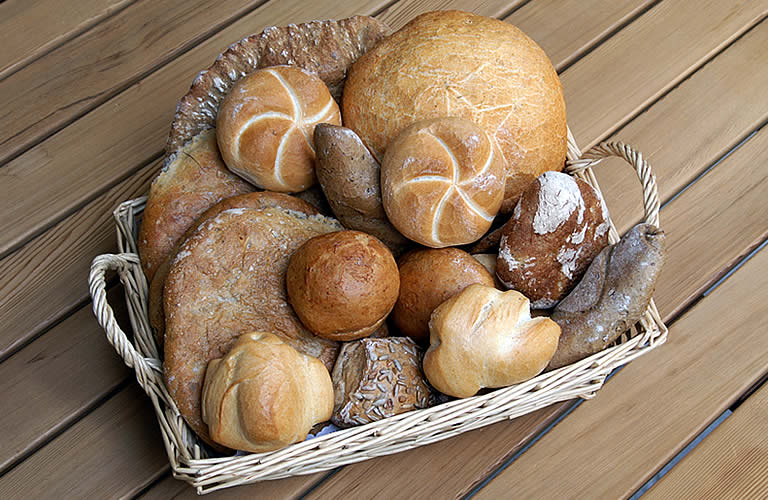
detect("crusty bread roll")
[148,191,320,348]
[217,65,341,192]
[424,284,561,398]
[343,10,567,213]
[163,206,342,444]
[202,332,333,453]
[138,129,253,283]
[331,338,431,428]
[497,172,610,309]
[393,248,494,343]
[381,117,505,247]
[286,231,399,341]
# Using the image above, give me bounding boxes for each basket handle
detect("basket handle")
[565,141,661,228]
[89,253,160,389]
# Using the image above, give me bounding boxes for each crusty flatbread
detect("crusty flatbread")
[148,192,320,348]
[138,129,254,282]
[163,206,343,444]
[166,16,390,154]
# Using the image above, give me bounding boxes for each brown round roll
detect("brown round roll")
[381,117,505,248]
[392,247,494,343]
[343,10,567,213]
[286,230,400,341]
[216,65,341,192]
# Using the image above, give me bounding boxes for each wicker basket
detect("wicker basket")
[89,127,667,494]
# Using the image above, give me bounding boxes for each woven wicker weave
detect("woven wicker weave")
[88,128,667,494]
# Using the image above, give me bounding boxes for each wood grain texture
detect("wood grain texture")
[0,288,130,474]
[563,0,768,152]
[0,0,390,260]
[376,0,523,28]
[0,385,168,499]
[0,0,133,79]
[645,381,768,499]
[473,128,768,499]
[293,22,768,498]
[0,160,158,359]
[0,0,271,165]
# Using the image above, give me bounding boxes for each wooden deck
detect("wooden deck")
[1,0,767,497]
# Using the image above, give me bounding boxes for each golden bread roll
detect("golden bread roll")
[138,129,253,282]
[343,10,567,212]
[497,172,610,309]
[331,338,431,428]
[217,65,341,192]
[424,284,561,398]
[392,247,494,344]
[381,117,505,247]
[286,231,399,341]
[202,332,334,453]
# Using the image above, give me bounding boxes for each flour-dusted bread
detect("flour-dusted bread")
[424,284,561,398]
[314,124,409,253]
[393,248,495,344]
[148,192,320,347]
[217,66,341,192]
[163,206,343,444]
[286,231,400,341]
[381,117,505,247]
[167,16,390,153]
[202,332,334,453]
[331,338,432,427]
[496,172,610,309]
[343,10,566,213]
[138,129,253,282]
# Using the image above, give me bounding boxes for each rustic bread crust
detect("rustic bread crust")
[163,207,343,444]
[166,16,390,154]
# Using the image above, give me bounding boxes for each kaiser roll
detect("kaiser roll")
[381,117,505,248]
[217,65,341,192]
[343,10,567,212]
[202,332,334,453]
[286,230,400,341]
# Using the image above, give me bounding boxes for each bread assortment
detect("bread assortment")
[331,338,431,427]
[135,11,661,454]
[496,172,610,308]
[202,332,334,453]
[286,230,399,340]
[392,247,494,343]
[217,66,341,192]
[381,117,505,248]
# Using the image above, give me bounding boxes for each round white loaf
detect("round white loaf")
[381,117,505,248]
[216,65,341,192]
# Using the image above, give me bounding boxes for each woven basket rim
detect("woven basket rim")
[89,128,668,494]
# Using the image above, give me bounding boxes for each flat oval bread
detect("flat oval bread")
[166,16,390,153]
[163,206,343,444]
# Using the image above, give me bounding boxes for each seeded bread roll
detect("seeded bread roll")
[381,117,505,248]
[138,129,254,283]
[424,284,561,398]
[343,10,567,212]
[202,332,334,452]
[331,338,432,428]
[497,172,610,309]
[392,248,495,343]
[286,231,400,341]
[217,65,341,192]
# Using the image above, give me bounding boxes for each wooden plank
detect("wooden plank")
[0,288,130,473]
[0,0,272,165]
[0,0,134,79]
[0,160,157,359]
[473,127,768,499]
[0,385,169,499]
[0,0,390,260]
[4,0,762,263]
[645,381,768,499]
[295,15,768,500]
